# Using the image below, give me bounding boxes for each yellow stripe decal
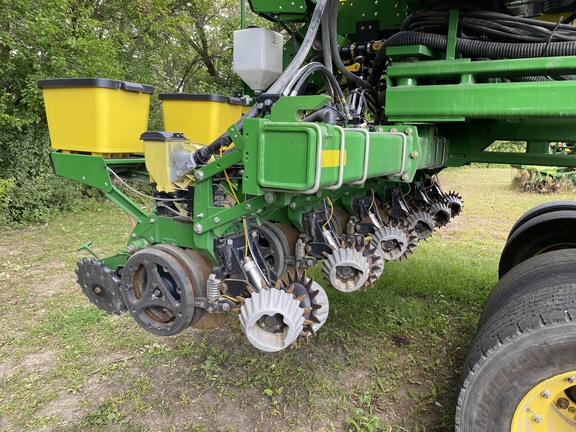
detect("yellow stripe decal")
[321,150,347,168]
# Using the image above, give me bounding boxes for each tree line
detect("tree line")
[0,0,249,225]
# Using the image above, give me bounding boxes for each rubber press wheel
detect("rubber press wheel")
[455,251,576,432]
[498,210,576,278]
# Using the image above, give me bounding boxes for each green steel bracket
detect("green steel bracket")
[227,124,245,150]
[270,95,330,122]
[101,252,131,272]
[446,9,459,60]
[441,119,576,167]
[195,149,243,181]
[386,45,442,60]
[387,75,576,123]
[77,241,99,259]
[248,0,307,19]
[51,152,114,192]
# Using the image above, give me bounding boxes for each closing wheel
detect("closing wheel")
[372,225,418,261]
[322,247,371,292]
[499,210,576,278]
[455,252,576,432]
[255,222,290,277]
[239,287,306,352]
[407,211,435,240]
[121,248,195,336]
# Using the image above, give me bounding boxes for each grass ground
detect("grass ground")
[0,167,574,431]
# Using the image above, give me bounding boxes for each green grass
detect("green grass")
[0,167,574,431]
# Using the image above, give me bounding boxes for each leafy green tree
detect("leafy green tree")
[0,0,246,225]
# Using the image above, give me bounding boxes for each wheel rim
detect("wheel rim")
[511,371,576,431]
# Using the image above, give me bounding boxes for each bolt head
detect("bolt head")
[568,376,575,384]
[541,390,551,399]
[245,203,251,210]
[213,217,220,224]
[194,223,203,233]
[390,128,398,133]
[401,173,409,181]
[410,151,419,159]
[406,128,413,135]
[557,397,570,410]
[264,192,275,203]
[290,202,297,209]
[532,414,542,424]
[195,171,204,181]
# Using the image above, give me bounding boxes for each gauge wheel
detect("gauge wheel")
[498,210,576,278]
[456,252,576,431]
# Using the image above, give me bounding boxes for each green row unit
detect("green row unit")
[242,118,442,195]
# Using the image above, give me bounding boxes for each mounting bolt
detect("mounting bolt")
[376,127,384,132]
[410,151,419,159]
[290,202,297,209]
[195,170,204,181]
[126,244,137,253]
[257,102,264,110]
[82,176,86,180]
[264,99,273,107]
[406,128,413,135]
[197,213,204,219]
[227,239,234,246]
[567,376,575,384]
[245,204,251,210]
[213,217,220,224]
[149,236,154,242]
[306,197,311,202]
[569,407,576,414]
[390,127,398,133]
[557,397,570,410]
[149,218,155,224]
[222,303,231,312]
[401,173,409,181]
[132,233,137,238]
[264,192,275,203]
[194,224,203,233]
[532,414,542,424]
[541,390,551,399]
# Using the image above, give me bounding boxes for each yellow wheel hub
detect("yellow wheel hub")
[512,371,576,431]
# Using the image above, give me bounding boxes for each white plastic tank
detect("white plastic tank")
[233,27,283,92]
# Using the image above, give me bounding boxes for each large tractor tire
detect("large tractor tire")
[479,249,576,329]
[507,201,576,240]
[456,251,576,432]
[498,210,576,278]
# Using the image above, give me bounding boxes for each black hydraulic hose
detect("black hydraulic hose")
[368,31,576,86]
[327,0,377,96]
[193,0,329,165]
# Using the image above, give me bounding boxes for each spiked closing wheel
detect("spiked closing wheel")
[430,201,451,228]
[407,211,435,241]
[239,287,306,352]
[444,191,463,217]
[372,225,418,261]
[76,257,126,314]
[285,270,329,336]
[322,247,371,292]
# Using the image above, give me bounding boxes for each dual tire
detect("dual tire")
[456,249,576,431]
